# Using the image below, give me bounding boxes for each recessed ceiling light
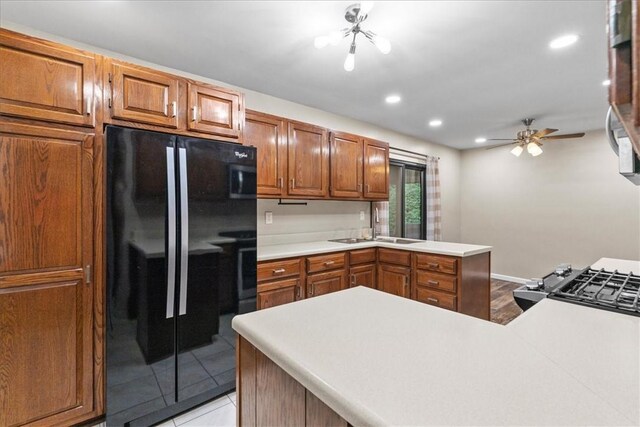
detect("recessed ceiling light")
[549,34,579,49]
[475,137,487,143]
[385,95,401,104]
[429,119,443,127]
[602,79,611,86]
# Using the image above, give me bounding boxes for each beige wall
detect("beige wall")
[0,22,462,243]
[461,130,640,279]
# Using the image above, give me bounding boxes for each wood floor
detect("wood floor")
[490,279,523,325]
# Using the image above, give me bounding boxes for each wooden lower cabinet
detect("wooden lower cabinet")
[307,269,346,298]
[415,286,457,311]
[257,278,303,310]
[238,336,347,427]
[377,264,411,298]
[349,263,376,288]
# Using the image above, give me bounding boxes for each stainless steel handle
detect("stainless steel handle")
[296,283,301,299]
[357,183,362,192]
[278,177,283,189]
[427,297,439,303]
[290,178,295,189]
[366,184,370,194]
[272,268,285,275]
[166,147,177,319]
[375,207,379,223]
[324,260,335,266]
[86,98,91,116]
[351,274,356,286]
[178,148,189,316]
[427,263,440,269]
[191,106,198,122]
[308,283,314,297]
[171,101,177,118]
[427,280,439,286]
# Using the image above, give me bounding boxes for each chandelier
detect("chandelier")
[314,2,391,72]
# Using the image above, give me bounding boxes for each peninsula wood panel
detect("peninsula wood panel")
[363,139,389,200]
[458,252,491,320]
[256,350,306,426]
[0,29,95,127]
[306,390,348,427]
[330,131,363,198]
[237,336,257,427]
[245,110,287,196]
[377,264,411,298]
[287,121,329,197]
[110,60,180,128]
[187,82,241,139]
[0,123,92,273]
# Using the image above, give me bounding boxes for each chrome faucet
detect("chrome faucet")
[372,207,379,240]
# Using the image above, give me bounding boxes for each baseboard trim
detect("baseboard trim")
[491,273,527,285]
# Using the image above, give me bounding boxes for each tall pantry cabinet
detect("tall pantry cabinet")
[0,30,97,425]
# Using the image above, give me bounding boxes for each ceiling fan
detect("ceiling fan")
[486,119,586,157]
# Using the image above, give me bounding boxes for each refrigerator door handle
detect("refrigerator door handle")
[178,147,189,316]
[166,147,177,319]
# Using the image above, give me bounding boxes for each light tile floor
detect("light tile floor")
[156,392,236,427]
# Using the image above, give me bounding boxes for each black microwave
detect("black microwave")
[229,164,257,199]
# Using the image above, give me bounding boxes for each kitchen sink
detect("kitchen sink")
[328,238,370,244]
[374,237,421,244]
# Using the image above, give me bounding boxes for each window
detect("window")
[386,160,426,239]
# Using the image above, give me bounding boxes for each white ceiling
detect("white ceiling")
[0,1,609,149]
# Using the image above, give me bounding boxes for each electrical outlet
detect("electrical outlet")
[265,211,273,224]
[359,211,365,221]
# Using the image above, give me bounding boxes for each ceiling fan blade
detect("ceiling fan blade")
[531,128,558,139]
[485,142,517,150]
[541,132,586,140]
[486,138,517,141]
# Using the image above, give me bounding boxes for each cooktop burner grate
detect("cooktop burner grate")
[550,268,640,316]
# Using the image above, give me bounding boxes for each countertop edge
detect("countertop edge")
[233,316,387,426]
[257,240,492,261]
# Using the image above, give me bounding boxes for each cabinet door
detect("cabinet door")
[377,264,410,298]
[257,278,302,310]
[0,30,95,127]
[110,60,180,128]
[363,139,389,200]
[307,269,346,298]
[0,122,94,426]
[349,263,376,289]
[187,82,241,139]
[330,131,363,198]
[287,121,329,197]
[245,111,287,197]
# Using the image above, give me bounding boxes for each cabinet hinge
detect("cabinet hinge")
[85,265,92,285]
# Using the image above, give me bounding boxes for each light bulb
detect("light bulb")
[372,34,391,54]
[314,35,329,49]
[510,145,523,157]
[359,1,374,16]
[527,142,543,156]
[344,52,355,72]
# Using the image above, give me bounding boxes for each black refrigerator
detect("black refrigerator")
[106,126,257,426]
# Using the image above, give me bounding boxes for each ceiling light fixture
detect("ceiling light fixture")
[527,141,543,156]
[314,2,391,72]
[549,34,579,49]
[510,145,524,157]
[602,79,611,86]
[385,94,401,104]
[475,137,487,143]
[429,119,443,127]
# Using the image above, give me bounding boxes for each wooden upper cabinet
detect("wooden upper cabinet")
[364,139,389,199]
[287,121,329,197]
[187,82,242,139]
[0,29,95,127]
[330,131,363,199]
[245,110,287,196]
[109,60,180,128]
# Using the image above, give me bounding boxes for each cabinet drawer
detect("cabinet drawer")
[349,248,376,265]
[415,253,458,275]
[306,252,345,273]
[258,258,301,282]
[377,248,411,267]
[415,270,457,293]
[415,287,457,311]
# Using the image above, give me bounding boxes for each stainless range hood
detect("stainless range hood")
[606,106,640,185]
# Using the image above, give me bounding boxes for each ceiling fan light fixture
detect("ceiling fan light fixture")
[527,142,543,156]
[344,42,356,71]
[510,145,524,157]
[371,34,391,54]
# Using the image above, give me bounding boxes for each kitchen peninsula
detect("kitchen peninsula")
[233,257,639,426]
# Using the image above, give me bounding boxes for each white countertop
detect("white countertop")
[591,257,640,274]
[257,239,491,261]
[232,286,639,426]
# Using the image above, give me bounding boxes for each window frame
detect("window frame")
[385,159,427,240]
